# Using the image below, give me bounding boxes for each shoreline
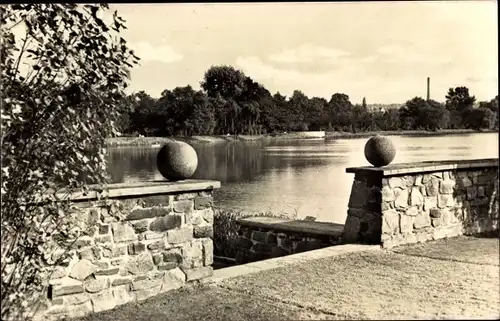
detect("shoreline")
[105,129,496,147]
[324,128,496,139]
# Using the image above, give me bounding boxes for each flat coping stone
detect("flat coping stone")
[346,158,499,177]
[237,216,344,237]
[34,180,221,203]
[205,244,380,285]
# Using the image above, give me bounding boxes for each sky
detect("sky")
[13,2,499,104]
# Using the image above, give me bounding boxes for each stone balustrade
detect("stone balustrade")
[234,158,498,262]
[235,217,343,264]
[32,157,499,319]
[37,180,220,320]
[344,158,499,248]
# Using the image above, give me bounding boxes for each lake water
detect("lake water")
[107,133,498,224]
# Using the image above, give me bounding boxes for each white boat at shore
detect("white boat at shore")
[290,131,326,139]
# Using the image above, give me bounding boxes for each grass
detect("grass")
[390,234,500,266]
[76,284,333,321]
[213,208,297,259]
[220,236,499,320]
[75,236,499,321]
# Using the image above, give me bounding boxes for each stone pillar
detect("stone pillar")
[343,172,383,244]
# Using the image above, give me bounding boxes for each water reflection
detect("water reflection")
[107,133,498,223]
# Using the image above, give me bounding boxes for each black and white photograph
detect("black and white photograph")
[1,2,498,320]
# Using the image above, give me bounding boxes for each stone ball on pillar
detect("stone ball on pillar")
[157,141,198,181]
[364,135,396,167]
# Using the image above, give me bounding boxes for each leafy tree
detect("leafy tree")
[200,66,254,135]
[128,91,162,136]
[307,97,328,130]
[200,65,246,100]
[462,107,496,130]
[399,97,427,129]
[115,94,137,135]
[447,110,463,129]
[445,86,476,113]
[256,93,279,133]
[237,77,271,134]
[351,103,371,132]
[251,91,274,134]
[287,90,310,131]
[479,96,499,129]
[377,109,401,131]
[445,86,477,128]
[399,97,450,130]
[1,4,138,320]
[117,65,493,136]
[209,95,229,134]
[271,92,289,132]
[191,95,216,136]
[369,111,384,131]
[479,95,499,113]
[327,93,353,131]
[399,97,425,129]
[418,100,450,131]
[226,99,242,135]
[159,86,215,136]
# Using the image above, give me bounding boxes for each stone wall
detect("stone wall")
[37,180,220,320]
[235,217,343,264]
[344,159,499,248]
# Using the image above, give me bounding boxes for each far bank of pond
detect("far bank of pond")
[105,129,494,147]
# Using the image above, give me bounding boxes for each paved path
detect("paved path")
[79,236,499,321]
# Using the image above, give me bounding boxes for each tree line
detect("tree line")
[117,65,499,137]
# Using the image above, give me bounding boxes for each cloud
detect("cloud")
[376,44,404,56]
[268,43,350,64]
[236,56,303,81]
[374,44,424,63]
[236,44,356,84]
[235,52,498,103]
[360,55,378,64]
[129,41,183,63]
[235,55,371,100]
[466,76,497,84]
[370,43,452,65]
[10,16,183,66]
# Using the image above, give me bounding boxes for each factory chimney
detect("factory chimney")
[426,77,430,101]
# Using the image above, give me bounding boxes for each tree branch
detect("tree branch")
[11,36,31,82]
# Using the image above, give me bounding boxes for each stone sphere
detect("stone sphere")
[364,135,396,167]
[157,141,198,181]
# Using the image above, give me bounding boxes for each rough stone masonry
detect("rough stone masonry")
[344,160,499,248]
[235,217,343,264]
[35,181,220,320]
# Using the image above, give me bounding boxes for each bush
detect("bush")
[213,208,297,259]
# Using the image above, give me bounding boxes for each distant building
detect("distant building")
[366,103,403,113]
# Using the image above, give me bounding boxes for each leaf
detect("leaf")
[90,5,99,17]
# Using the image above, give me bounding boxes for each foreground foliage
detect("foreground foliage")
[0,4,138,320]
